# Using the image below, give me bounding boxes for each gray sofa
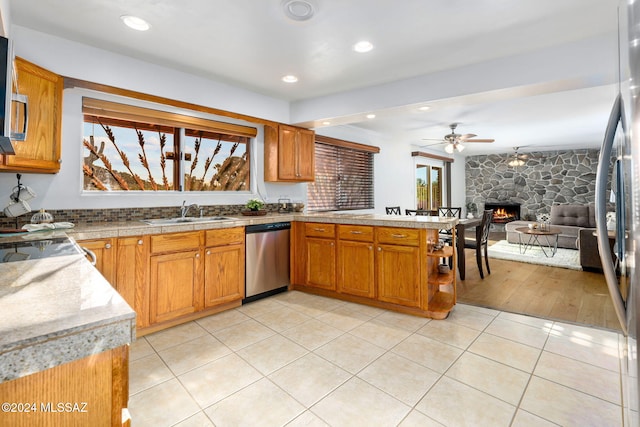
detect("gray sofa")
[505,204,604,270]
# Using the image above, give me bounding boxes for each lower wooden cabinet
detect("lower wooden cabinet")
[305,237,336,290]
[376,243,421,307]
[80,228,245,333]
[337,225,375,298]
[0,346,130,427]
[203,227,245,307]
[149,249,203,324]
[79,238,116,285]
[292,222,456,318]
[116,236,150,329]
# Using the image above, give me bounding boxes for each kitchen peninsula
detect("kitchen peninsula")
[66,212,459,327]
[0,235,136,427]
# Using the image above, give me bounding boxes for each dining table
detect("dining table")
[455,217,482,280]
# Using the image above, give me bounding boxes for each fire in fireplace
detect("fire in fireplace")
[484,202,521,223]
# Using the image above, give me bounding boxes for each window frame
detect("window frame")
[82,97,256,192]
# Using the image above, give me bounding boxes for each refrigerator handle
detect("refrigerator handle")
[595,93,628,335]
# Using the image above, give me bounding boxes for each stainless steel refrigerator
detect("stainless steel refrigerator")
[596,1,640,424]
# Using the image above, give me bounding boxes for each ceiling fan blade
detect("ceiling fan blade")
[464,139,494,143]
[419,141,447,147]
[421,138,445,141]
[459,133,477,140]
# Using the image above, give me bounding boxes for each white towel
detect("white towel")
[21,222,75,232]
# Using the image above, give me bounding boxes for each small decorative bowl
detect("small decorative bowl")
[528,223,538,230]
[438,264,450,274]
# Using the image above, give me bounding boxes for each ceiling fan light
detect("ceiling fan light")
[456,143,465,152]
[508,159,525,167]
[444,144,454,154]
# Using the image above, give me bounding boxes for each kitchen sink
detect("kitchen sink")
[140,216,238,225]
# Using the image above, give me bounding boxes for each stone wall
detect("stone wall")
[465,149,600,221]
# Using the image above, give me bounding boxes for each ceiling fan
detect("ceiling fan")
[422,123,495,153]
[508,147,529,167]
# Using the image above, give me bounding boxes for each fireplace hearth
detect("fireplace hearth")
[484,202,521,223]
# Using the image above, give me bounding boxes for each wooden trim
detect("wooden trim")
[315,134,380,153]
[411,151,454,163]
[65,77,279,127]
[83,97,257,138]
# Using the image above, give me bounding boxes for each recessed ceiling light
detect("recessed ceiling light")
[354,41,374,53]
[322,121,331,125]
[282,75,299,83]
[366,114,376,119]
[418,106,431,111]
[282,0,316,21]
[121,15,150,31]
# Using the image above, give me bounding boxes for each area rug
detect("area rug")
[487,240,581,270]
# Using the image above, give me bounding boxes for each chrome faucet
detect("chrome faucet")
[180,200,199,219]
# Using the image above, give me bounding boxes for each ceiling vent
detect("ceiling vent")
[282,0,317,21]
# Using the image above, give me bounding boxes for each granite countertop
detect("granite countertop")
[64,212,457,240]
[0,211,455,384]
[0,252,136,382]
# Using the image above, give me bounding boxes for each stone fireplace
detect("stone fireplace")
[484,202,521,224]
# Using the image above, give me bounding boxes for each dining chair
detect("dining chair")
[464,209,493,279]
[437,207,462,243]
[385,206,401,215]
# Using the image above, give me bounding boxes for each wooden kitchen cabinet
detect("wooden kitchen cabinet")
[149,232,203,324]
[116,236,150,329]
[79,238,116,285]
[376,227,422,308]
[0,57,63,173]
[304,223,336,290]
[0,345,130,427]
[337,225,375,298]
[264,124,315,182]
[203,227,245,307]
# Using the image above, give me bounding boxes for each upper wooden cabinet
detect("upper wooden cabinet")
[264,124,315,182]
[0,57,63,173]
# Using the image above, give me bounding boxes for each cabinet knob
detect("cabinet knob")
[195,253,200,258]
[137,239,143,245]
[377,247,382,251]
[206,250,211,255]
[369,246,372,250]
[105,243,111,249]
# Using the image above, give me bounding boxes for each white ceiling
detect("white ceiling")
[9,0,620,155]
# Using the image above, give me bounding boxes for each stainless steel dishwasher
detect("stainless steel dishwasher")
[244,221,290,303]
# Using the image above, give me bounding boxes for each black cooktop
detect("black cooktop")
[0,237,83,263]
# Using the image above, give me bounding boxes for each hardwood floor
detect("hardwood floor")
[456,247,622,332]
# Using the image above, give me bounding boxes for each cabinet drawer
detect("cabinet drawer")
[338,225,374,242]
[376,227,420,247]
[206,227,244,247]
[305,223,336,238]
[150,231,201,254]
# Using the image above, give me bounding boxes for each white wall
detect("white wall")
[0,25,463,215]
[0,26,306,211]
[316,125,420,214]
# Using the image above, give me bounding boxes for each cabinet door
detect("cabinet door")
[204,243,244,307]
[149,250,202,324]
[1,57,63,173]
[338,240,375,298]
[305,237,336,290]
[278,125,298,180]
[116,236,150,328]
[79,238,116,285]
[295,127,315,180]
[376,244,421,307]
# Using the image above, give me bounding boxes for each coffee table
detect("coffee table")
[515,226,561,257]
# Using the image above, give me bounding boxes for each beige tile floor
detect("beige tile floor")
[128,291,623,426]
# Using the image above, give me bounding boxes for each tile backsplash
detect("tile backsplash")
[0,203,280,228]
